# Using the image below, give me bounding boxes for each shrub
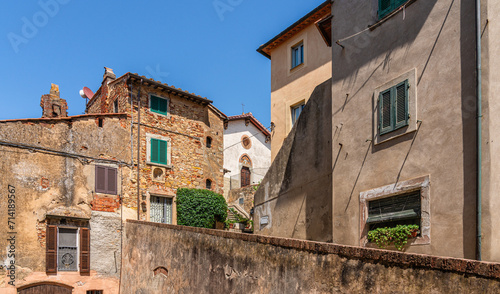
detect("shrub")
[176,188,228,228]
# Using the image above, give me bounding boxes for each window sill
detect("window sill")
[365,235,430,250]
[147,162,173,169]
[369,0,417,31]
[149,110,170,118]
[290,63,305,73]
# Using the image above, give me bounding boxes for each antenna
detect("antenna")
[242,103,245,114]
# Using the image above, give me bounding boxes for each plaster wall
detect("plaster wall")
[121,220,500,294]
[0,116,128,293]
[269,24,332,160]
[254,79,332,242]
[223,120,271,195]
[330,0,480,259]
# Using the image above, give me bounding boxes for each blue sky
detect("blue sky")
[0,0,326,127]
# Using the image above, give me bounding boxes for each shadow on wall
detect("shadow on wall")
[254,79,333,242]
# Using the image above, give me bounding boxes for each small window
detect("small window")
[58,228,78,272]
[291,42,304,69]
[379,0,408,19]
[206,179,212,190]
[150,196,173,224]
[150,95,168,115]
[379,80,409,135]
[367,190,421,230]
[87,291,103,294]
[95,165,118,195]
[206,137,212,148]
[239,197,244,205]
[98,118,103,128]
[241,135,252,149]
[113,99,119,113]
[291,103,305,126]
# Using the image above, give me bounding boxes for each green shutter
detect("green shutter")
[150,95,168,115]
[158,140,168,165]
[379,89,393,135]
[395,80,409,129]
[379,0,393,18]
[151,138,159,163]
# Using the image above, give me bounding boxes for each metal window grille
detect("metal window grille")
[58,228,78,272]
[150,196,173,224]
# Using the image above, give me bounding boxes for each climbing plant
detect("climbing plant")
[176,188,228,229]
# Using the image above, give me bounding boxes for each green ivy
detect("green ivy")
[176,188,228,229]
[367,224,419,251]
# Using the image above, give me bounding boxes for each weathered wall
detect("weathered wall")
[122,220,500,293]
[254,79,332,242]
[223,119,271,196]
[0,115,128,293]
[269,22,332,160]
[329,0,485,259]
[227,185,257,215]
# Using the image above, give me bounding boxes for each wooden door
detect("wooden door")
[18,283,72,294]
[241,166,251,187]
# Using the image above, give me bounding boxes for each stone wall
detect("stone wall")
[121,220,500,293]
[227,185,256,215]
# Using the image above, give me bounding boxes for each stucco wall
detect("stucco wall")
[330,0,486,260]
[121,220,500,293]
[223,119,271,195]
[254,79,332,242]
[0,116,128,293]
[269,23,332,160]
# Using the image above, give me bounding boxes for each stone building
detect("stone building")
[0,67,226,293]
[257,0,332,161]
[254,0,500,262]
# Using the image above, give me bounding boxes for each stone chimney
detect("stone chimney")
[102,67,116,85]
[40,83,68,118]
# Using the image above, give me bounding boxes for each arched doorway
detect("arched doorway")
[18,282,73,294]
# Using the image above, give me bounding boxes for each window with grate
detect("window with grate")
[87,291,103,294]
[291,42,304,68]
[46,226,90,274]
[150,95,168,116]
[367,190,421,230]
[150,196,173,224]
[57,228,78,272]
[379,0,409,19]
[379,79,409,135]
[95,165,118,195]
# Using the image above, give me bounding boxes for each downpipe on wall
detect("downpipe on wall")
[476,0,482,261]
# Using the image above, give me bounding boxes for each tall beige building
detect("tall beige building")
[257,1,332,160]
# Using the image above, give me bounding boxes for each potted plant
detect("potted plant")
[367,224,419,251]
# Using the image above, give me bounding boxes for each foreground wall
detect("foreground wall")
[122,220,500,293]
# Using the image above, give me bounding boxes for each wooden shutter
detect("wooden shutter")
[107,167,117,195]
[151,138,159,163]
[80,228,90,274]
[379,0,394,18]
[95,166,107,193]
[46,225,58,274]
[158,98,168,114]
[379,89,393,134]
[158,140,168,164]
[151,96,159,112]
[395,80,409,129]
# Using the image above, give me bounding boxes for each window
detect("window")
[95,165,118,195]
[291,103,305,126]
[379,79,409,135]
[98,118,103,128]
[367,190,421,230]
[150,196,173,224]
[113,99,119,113]
[150,138,169,165]
[291,42,304,68]
[239,197,244,205]
[379,0,408,19]
[241,135,251,149]
[46,225,90,274]
[87,291,103,294]
[206,179,212,190]
[241,166,251,187]
[150,95,168,116]
[206,137,212,148]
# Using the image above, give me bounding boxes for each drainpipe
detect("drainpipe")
[475,0,482,261]
[137,79,143,221]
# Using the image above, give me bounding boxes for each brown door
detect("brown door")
[18,283,72,294]
[241,166,251,187]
